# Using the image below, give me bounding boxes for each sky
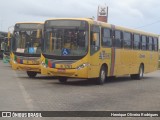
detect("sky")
[0,0,160,35]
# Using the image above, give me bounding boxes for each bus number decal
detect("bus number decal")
[139,54,145,58]
[99,51,111,59]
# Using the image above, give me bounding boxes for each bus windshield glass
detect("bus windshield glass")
[12,23,43,54]
[44,20,89,56]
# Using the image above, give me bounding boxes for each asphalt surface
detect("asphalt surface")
[0,60,160,120]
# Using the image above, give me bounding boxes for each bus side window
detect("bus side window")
[133,34,140,50]
[141,35,147,50]
[90,25,100,55]
[153,37,158,51]
[148,37,153,51]
[114,30,122,48]
[101,28,112,47]
[123,32,132,49]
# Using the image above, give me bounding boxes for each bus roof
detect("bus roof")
[16,22,44,24]
[45,18,159,37]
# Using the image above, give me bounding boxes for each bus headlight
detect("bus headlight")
[41,61,48,68]
[76,63,90,70]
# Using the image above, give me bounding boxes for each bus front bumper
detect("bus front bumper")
[12,62,41,73]
[41,66,88,78]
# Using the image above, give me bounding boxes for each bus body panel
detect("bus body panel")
[41,18,159,80]
[11,53,41,72]
[10,22,44,75]
[41,54,89,78]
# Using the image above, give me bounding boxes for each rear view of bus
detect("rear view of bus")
[11,22,44,78]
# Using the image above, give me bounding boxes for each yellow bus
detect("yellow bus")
[41,18,159,84]
[11,22,44,78]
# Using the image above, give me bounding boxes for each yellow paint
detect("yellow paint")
[50,33,52,52]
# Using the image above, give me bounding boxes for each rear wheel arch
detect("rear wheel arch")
[130,63,144,80]
[96,63,108,85]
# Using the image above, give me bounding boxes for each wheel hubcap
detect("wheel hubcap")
[140,67,143,78]
[101,70,105,82]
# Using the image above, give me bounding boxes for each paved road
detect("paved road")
[0,60,160,120]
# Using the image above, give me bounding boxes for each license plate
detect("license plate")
[57,69,66,72]
[25,67,31,70]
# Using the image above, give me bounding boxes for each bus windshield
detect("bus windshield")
[44,20,89,56]
[12,23,43,54]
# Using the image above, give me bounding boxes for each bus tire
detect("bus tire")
[59,77,67,83]
[97,66,107,85]
[130,74,136,79]
[131,65,144,80]
[27,71,37,78]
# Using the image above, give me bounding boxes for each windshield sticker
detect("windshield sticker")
[62,48,70,56]
[29,47,37,54]
[16,48,25,53]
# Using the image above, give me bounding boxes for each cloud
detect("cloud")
[0,0,160,34]
[16,0,96,18]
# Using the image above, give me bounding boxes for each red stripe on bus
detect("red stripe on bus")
[110,24,116,76]
[48,61,52,68]
[110,47,115,76]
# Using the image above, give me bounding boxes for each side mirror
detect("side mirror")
[92,33,98,41]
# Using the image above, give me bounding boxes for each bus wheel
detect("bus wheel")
[131,65,144,80]
[58,77,67,83]
[138,65,144,80]
[27,71,37,78]
[97,66,106,85]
